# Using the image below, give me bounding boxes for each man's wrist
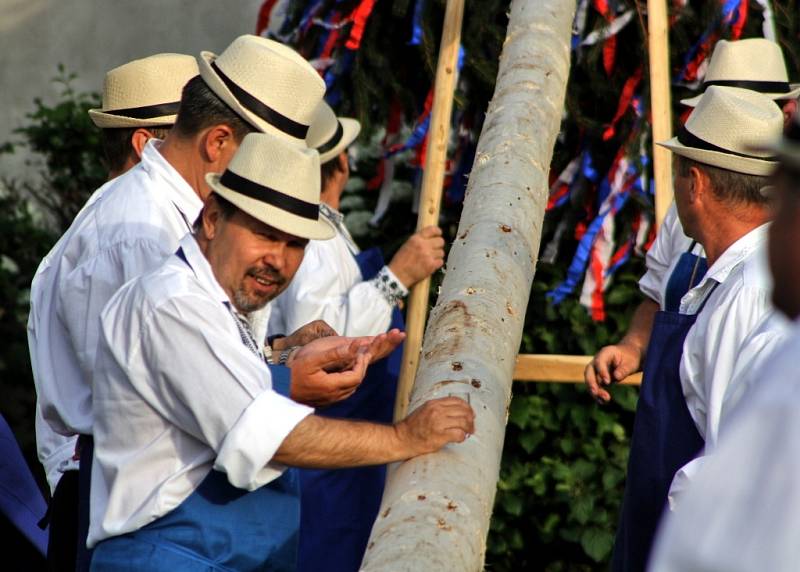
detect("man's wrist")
[371,265,410,307]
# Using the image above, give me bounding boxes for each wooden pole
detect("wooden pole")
[512,354,641,385]
[362,2,575,567]
[394,0,465,421]
[648,0,673,228]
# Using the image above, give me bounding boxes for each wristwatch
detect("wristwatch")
[278,346,300,366]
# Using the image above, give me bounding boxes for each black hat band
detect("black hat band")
[677,127,776,161]
[317,120,345,159]
[702,79,792,94]
[219,170,319,221]
[211,61,309,139]
[104,101,181,120]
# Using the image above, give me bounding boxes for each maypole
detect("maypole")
[360,0,576,569]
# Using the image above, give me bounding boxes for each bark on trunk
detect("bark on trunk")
[360,1,575,569]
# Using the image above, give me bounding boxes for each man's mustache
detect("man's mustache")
[246,266,286,286]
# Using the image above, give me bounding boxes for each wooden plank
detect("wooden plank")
[648,0,674,228]
[394,0,465,421]
[513,354,642,385]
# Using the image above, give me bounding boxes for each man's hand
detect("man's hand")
[388,226,445,288]
[395,397,475,456]
[362,329,405,363]
[289,338,368,407]
[584,342,643,403]
[272,320,337,351]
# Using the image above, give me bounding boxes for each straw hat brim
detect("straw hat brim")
[88,109,177,129]
[681,84,800,107]
[658,137,777,176]
[319,118,361,164]
[199,51,303,143]
[205,173,335,240]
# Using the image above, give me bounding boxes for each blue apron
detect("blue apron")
[296,247,403,572]
[92,249,302,571]
[611,257,716,572]
[663,241,707,313]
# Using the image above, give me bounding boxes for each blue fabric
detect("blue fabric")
[91,469,300,572]
[269,364,292,398]
[664,243,708,313]
[296,247,402,572]
[611,286,718,571]
[0,414,48,556]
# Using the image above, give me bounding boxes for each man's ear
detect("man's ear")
[782,99,798,129]
[201,197,224,240]
[688,164,705,204]
[202,125,236,164]
[130,128,155,160]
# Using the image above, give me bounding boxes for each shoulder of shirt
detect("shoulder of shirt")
[106,256,218,325]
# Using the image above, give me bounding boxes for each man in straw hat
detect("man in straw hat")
[586,37,799,407]
[27,34,355,570]
[28,52,198,571]
[269,101,445,572]
[648,112,800,572]
[609,86,785,571]
[86,132,475,571]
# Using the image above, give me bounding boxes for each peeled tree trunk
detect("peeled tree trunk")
[359,1,575,570]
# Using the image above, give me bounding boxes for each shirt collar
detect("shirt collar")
[319,202,344,226]
[697,223,770,288]
[141,139,204,228]
[177,233,231,306]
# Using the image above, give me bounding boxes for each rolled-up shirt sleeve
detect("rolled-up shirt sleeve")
[133,294,313,490]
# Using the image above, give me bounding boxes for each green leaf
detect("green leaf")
[580,528,615,562]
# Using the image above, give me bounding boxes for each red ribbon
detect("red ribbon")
[345,0,378,50]
[730,0,748,40]
[255,0,280,36]
[603,66,643,141]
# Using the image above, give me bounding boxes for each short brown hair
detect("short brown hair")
[676,155,770,206]
[173,75,254,142]
[100,126,170,173]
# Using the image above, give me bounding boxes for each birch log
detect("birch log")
[360,1,575,570]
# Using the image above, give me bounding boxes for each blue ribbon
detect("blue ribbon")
[409,0,425,45]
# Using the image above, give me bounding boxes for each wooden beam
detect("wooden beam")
[394,0,465,421]
[513,354,642,385]
[648,0,673,228]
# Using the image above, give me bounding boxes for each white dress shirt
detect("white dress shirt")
[27,140,202,487]
[649,320,800,572]
[89,234,312,548]
[269,204,404,337]
[667,223,783,507]
[639,202,696,308]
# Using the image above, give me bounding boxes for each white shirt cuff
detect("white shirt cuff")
[369,265,409,306]
[214,388,313,491]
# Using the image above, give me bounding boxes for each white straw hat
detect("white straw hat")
[764,113,800,169]
[199,35,325,145]
[205,133,334,240]
[306,101,361,164]
[89,53,199,128]
[658,86,782,176]
[681,38,800,107]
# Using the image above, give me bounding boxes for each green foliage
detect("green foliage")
[5,64,104,233]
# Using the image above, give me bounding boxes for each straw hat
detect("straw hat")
[89,53,199,128]
[199,35,325,145]
[306,101,361,164]
[681,38,800,107]
[658,86,782,176]
[206,133,334,240]
[764,112,800,170]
